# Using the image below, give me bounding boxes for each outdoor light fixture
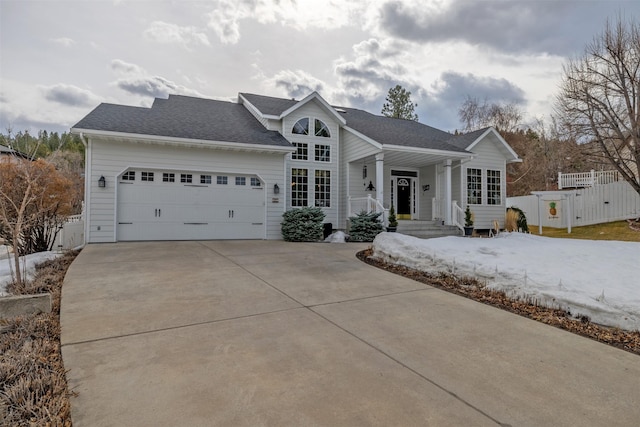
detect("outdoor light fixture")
[366,181,375,191]
[273,183,280,194]
[98,176,106,188]
[362,164,367,179]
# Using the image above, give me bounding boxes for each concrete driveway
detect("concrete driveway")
[61,240,640,426]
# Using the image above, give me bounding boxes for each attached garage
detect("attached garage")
[116,168,266,241]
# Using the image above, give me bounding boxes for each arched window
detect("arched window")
[314,119,330,137]
[292,118,309,135]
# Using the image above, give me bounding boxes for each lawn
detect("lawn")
[532,220,640,242]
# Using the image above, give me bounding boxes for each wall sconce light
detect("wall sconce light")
[362,164,367,179]
[273,183,280,194]
[366,181,375,191]
[98,175,106,188]
[422,184,430,192]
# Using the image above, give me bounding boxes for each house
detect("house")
[0,144,30,163]
[71,92,521,243]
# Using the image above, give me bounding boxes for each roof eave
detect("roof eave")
[383,144,473,159]
[71,128,295,153]
[279,92,347,125]
[466,127,520,161]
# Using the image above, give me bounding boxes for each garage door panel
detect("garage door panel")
[117,170,266,241]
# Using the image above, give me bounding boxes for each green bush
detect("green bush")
[281,207,325,241]
[349,211,384,242]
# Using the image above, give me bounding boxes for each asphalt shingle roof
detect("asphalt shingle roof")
[239,93,297,116]
[72,95,292,148]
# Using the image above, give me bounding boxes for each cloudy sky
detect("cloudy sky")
[1,0,639,135]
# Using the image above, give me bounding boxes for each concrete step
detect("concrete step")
[395,221,461,239]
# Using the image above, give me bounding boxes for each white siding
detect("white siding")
[86,137,287,242]
[463,138,507,229]
[282,100,340,227]
[419,165,436,220]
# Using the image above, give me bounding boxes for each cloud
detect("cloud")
[110,59,207,99]
[143,21,210,49]
[266,69,326,99]
[40,84,101,107]
[50,37,76,47]
[378,0,627,55]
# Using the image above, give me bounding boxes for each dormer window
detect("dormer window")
[292,118,309,135]
[292,118,331,138]
[314,119,330,137]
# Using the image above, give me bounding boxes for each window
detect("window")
[250,177,261,186]
[315,170,331,207]
[217,176,228,185]
[235,176,246,186]
[314,119,330,137]
[292,118,309,135]
[141,171,154,182]
[315,144,330,162]
[122,171,135,181]
[487,170,501,205]
[163,173,175,182]
[292,142,308,160]
[467,168,482,205]
[291,168,308,207]
[181,174,193,183]
[201,175,212,184]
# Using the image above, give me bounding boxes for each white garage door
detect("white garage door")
[117,169,265,241]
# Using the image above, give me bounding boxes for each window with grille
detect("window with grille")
[467,168,482,205]
[314,170,331,207]
[315,144,330,162]
[217,176,228,185]
[314,119,330,137]
[141,172,154,182]
[122,171,135,181]
[250,177,261,186]
[292,118,309,135]
[235,176,246,186]
[200,175,212,184]
[163,173,175,182]
[292,142,308,160]
[291,168,308,207]
[181,174,193,183]
[487,170,501,205]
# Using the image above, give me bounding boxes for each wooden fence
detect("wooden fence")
[507,180,640,229]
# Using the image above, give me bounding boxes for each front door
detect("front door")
[396,178,412,220]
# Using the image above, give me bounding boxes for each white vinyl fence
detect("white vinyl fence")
[56,214,84,250]
[507,180,640,230]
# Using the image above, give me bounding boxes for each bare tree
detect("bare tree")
[458,96,522,133]
[556,16,640,196]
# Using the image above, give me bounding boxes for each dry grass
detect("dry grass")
[532,220,640,242]
[1,250,79,426]
[504,209,519,232]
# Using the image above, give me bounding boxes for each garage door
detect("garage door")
[117,169,265,241]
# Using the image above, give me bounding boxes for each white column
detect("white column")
[444,159,452,225]
[375,153,384,205]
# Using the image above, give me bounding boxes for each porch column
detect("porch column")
[375,153,384,205]
[444,159,452,225]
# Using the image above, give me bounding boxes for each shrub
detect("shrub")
[349,211,384,241]
[387,205,398,228]
[281,207,325,241]
[506,206,529,232]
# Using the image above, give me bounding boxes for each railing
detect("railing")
[432,197,443,220]
[558,170,620,189]
[451,200,465,232]
[348,195,388,226]
[66,214,83,223]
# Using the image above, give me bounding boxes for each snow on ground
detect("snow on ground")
[0,251,61,296]
[372,232,640,331]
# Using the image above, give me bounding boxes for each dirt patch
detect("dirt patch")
[1,250,79,426]
[358,248,640,356]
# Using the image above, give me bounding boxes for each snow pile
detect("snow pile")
[0,251,61,296]
[325,231,348,243]
[372,232,640,331]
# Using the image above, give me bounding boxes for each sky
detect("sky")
[372,232,640,331]
[1,0,639,136]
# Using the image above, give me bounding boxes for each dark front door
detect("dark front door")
[397,178,411,219]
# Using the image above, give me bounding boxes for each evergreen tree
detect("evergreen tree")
[381,85,419,121]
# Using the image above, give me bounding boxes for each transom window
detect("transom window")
[181,174,193,183]
[217,176,228,185]
[487,170,501,205]
[235,177,246,186]
[315,170,331,207]
[141,171,154,182]
[467,168,482,205]
[292,117,330,138]
[163,173,175,182]
[291,168,308,207]
[292,142,308,160]
[200,175,212,184]
[122,171,135,181]
[315,144,330,162]
[250,177,261,186]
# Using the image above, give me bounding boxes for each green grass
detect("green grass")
[532,220,640,242]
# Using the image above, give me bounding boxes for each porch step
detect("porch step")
[395,220,461,239]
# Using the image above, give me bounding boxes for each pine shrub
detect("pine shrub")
[506,206,529,232]
[349,211,384,242]
[281,207,325,241]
